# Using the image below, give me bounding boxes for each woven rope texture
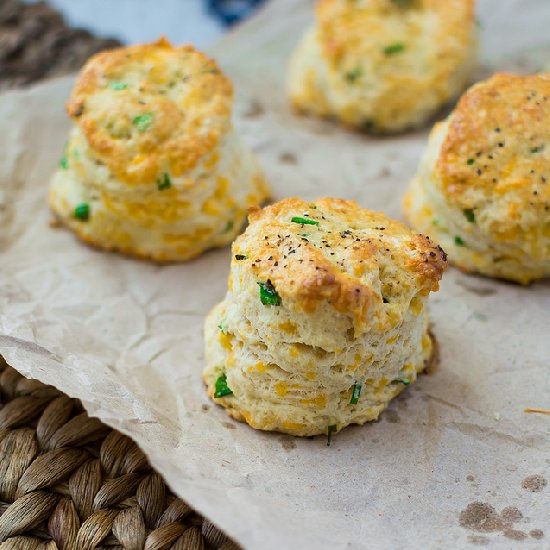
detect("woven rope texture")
[0,357,240,550]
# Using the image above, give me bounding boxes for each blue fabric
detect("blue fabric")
[207,0,267,26]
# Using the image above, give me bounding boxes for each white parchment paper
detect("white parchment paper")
[1,1,549,548]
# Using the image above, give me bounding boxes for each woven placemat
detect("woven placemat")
[0,0,121,92]
[0,356,240,550]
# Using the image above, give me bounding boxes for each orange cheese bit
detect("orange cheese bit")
[524,407,550,416]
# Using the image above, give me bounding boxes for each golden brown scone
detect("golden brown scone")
[49,38,269,262]
[203,197,447,436]
[288,0,478,133]
[404,73,550,284]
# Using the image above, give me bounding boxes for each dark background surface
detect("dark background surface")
[0,0,268,91]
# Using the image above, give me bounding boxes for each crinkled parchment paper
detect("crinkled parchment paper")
[1,1,550,548]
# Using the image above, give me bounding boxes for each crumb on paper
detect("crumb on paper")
[279,152,298,164]
[243,98,264,119]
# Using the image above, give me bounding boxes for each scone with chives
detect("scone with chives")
[49,38,269,262]
[288,0,478,133]
[204,198,447,436]
[404,73,550,284]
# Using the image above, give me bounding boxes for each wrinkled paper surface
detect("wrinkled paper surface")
[1,1,550,548]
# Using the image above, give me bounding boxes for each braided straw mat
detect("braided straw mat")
[0,356,240,550]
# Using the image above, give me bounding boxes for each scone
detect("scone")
[404,73,550,284]
[49,38,269,262]
[203,198,447,436]
[288,0,478,133]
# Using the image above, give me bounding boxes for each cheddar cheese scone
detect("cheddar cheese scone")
[49,38,269,261]
[204,198,447,436]
[404,73,550,284]
[288,0,478,133]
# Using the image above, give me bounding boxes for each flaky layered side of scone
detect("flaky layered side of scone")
[49,38,269,262]
[404,73,550,284]
[288,0,477,133]
[204,198,447,436]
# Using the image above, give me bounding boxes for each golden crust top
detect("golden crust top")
[315,0,475,76]
[437,73,550,211]
[67,38,233,185]
[235,198,447,326]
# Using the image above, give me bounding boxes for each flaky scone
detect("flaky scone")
[204,198,447,436]
[49,38,269,262]
[404,73,550,284]
[288,0,477,133]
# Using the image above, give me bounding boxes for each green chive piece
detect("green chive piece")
[391,378,410,386]
[217,321,229,334]
[74,203,89,221]
[156,173,171,191]
[214,374,233,398]
[327,424,337,446]
[258,280,281,306]
[291,216,319,226]
[345,67,362,83]
[531,146,543,154]
[59,156,69,169]
[392,0,412,6]
[350,382,362,405]
[467,158,475,166]
[463,209,475,223]
[223,220,234,234]
[234,254,247,261]
[454,235,466,246]
[383,42,405,55]
[362,119,376,131]
[133,113,153,132]
[309,205,317,209]
[110,82,127,91]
